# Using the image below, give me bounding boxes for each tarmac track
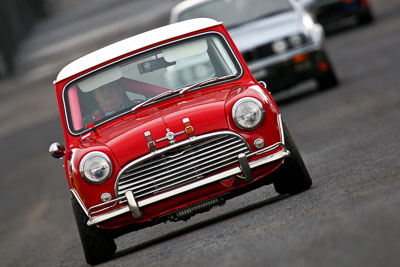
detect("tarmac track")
[1,0,400,266]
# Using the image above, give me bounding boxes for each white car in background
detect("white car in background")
[171,0,339,92]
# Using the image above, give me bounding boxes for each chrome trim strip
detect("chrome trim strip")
[71,189,89,217]
[61,31,244,137]
[87,147,289,226]
[277,114,285,145]
[90,201,118,215]
[88,206,130,226]
[247,142,283,157]
[88,195,125,215]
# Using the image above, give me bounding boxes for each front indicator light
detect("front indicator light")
[232,97,265,130]
[254,138,265,149]
[101,193,112,203]
[293,53,310,63]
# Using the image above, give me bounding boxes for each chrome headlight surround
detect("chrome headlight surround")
[79,152,113,184]
[289,34,303,47]
[232,97,265,130]
[272,39,288,54]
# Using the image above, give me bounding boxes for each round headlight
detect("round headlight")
[289,34,303,47]
[79,152,112,184]
[272,40,288,53]
[232,97,265,130]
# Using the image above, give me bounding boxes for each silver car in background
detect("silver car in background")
[171,0,338,93]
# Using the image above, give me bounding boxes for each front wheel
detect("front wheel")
[71,197,116,265]
[273,123,312,195]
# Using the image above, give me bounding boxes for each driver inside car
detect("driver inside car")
[83,81,128,126]
[95,83,125,116]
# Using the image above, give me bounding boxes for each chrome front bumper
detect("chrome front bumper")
[75,142,290,227]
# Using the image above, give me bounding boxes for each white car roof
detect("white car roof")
[55,18,221,83]
[170,0,300,23]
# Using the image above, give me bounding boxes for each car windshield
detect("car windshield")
[64,33,240,134]
[176,0,293,28]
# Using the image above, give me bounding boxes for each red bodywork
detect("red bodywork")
[55,23,283,229]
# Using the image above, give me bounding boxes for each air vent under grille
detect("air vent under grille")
[116,132,251,200]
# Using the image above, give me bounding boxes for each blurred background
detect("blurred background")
[0,0,45,78]
[1,0,400,266]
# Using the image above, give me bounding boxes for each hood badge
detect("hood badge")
[145,118,195,152]
[156,128,184,145]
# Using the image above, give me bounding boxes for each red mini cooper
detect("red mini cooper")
[50,18,312,265]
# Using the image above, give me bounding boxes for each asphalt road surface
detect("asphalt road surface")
[1,0,400,266]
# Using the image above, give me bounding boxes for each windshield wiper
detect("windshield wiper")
[179,74,238,96]
[131,75,238,113]
[131,89,178,113]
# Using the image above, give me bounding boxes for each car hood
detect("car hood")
[85,87,234,167]
[228,11,305,52]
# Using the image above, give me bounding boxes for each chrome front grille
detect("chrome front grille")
[116,132,251,200]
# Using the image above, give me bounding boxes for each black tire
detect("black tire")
[318,68,338,90]
[317,54,339,90]
[358,9,374,24]
[273,123,312,195]
[71,197,116,265]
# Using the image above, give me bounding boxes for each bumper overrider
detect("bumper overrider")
[73,124,290,227]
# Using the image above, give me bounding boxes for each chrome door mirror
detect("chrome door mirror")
[258,81,267,88]
[49,142,65,159]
